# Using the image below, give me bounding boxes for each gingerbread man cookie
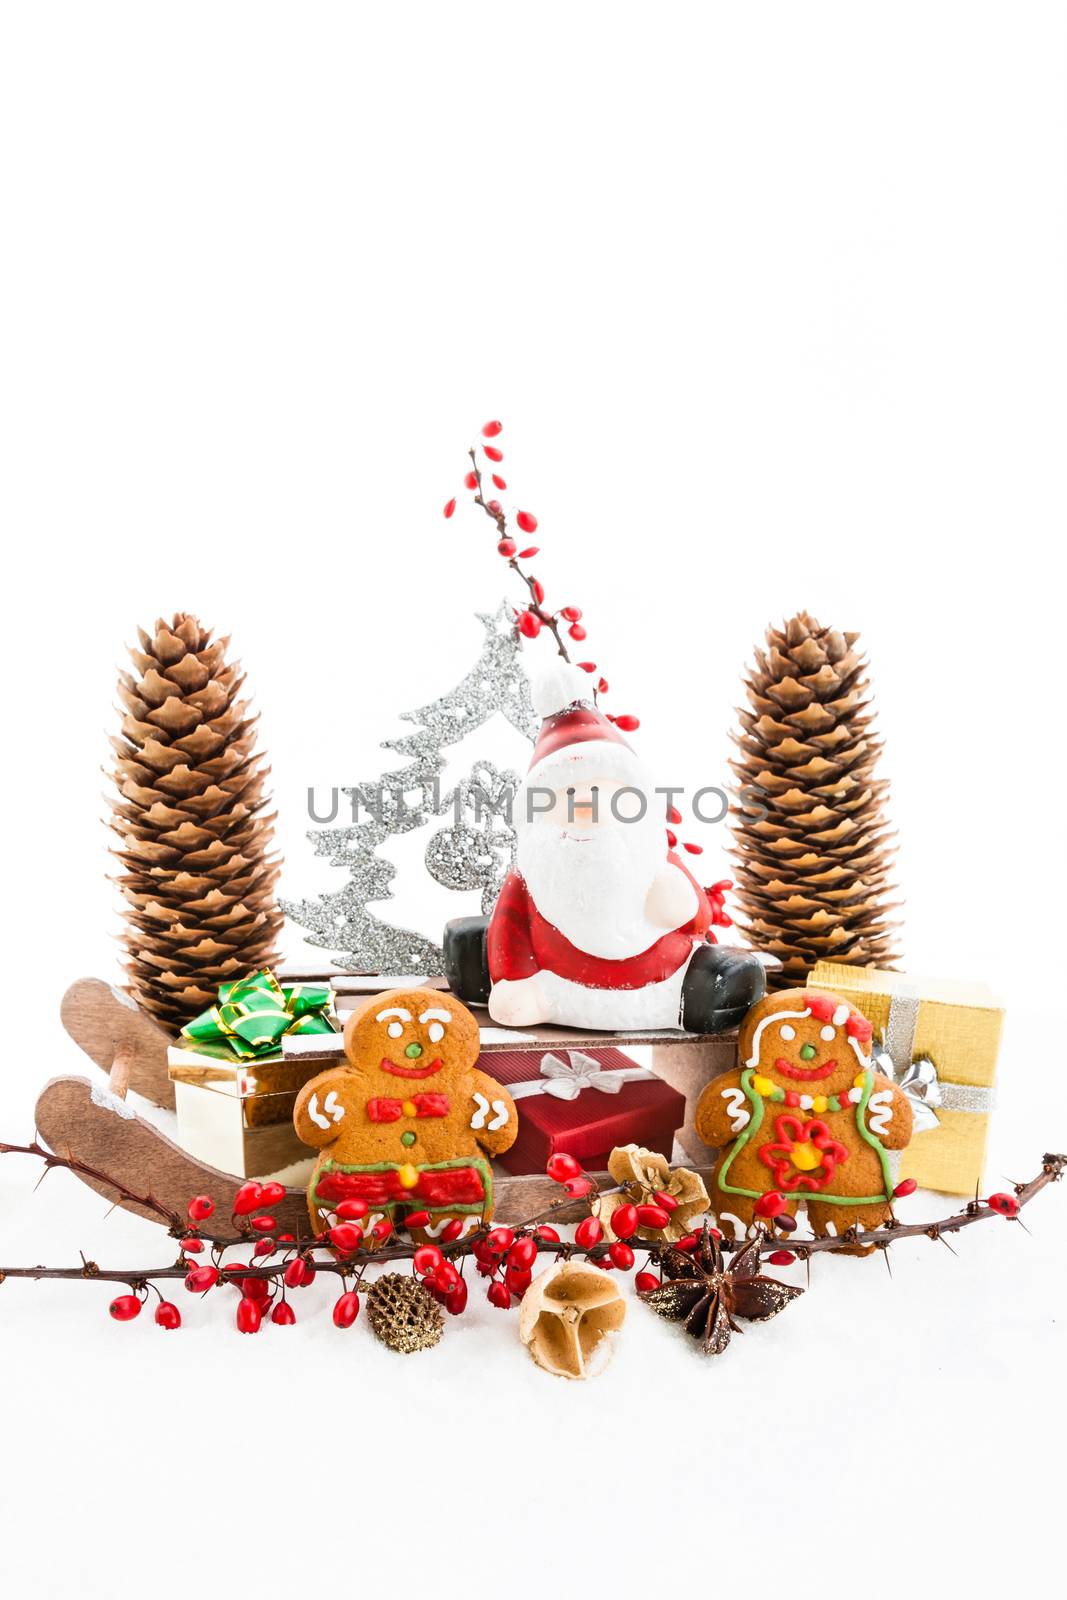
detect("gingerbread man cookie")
[293,987,518,1240]
[694,988,912,1248]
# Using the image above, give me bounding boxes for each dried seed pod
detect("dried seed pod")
[365,1273,443,1353]
[518,1260,625,1379]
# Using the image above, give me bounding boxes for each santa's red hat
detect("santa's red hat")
[523,663,643,789]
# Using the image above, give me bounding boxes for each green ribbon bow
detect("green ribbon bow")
[179,969,336,1061]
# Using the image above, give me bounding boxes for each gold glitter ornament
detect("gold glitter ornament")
[365,1273,444,1353]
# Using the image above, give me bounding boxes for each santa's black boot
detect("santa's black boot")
[680,944,766,1033]
[442,916,491,1005]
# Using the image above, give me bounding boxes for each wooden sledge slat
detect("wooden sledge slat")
[285,1014,731,1063]
[35,1076,309,1240]
[60,977,176,1112]
[277,962,449,992]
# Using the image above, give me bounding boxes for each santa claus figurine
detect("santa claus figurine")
[444,664,765,1033]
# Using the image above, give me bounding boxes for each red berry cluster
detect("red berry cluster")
[412,1243,468,1315]
[215,1183,300,1331]
[703,878,733,928]
[321,1196,396,1327]
[543,1153,685,1282]
[443,419,640,731]
[472,1225,548,1308]
[171,1183,331,1333]
[325,1195,392,1253]
[545,1151,595,1196]
[404,1208,463,1243]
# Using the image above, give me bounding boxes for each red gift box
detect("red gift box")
[486,1045,685,1176]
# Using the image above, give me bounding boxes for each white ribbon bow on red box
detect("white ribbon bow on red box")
[508,1050,656,1103]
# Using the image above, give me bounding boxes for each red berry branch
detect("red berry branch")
[443,419,641,733]
[443,419,729,875]
[1,1138,1063,1349]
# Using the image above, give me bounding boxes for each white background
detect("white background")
[1,4,1065,1597]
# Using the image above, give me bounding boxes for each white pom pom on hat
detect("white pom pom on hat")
[522,660,640,788]
[530,661,595,719]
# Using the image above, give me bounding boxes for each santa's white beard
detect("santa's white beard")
[515,811,669,960]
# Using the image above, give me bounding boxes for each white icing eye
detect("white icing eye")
[387,1021,404,1039]
[779,1024,796,1041]
[820,1025,836,1041]
[427,1021,445,1044]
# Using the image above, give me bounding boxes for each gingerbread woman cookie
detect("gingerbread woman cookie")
[293,987,518,1240]
[694,988,912,1246]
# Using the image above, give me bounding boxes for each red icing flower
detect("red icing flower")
[758,1115,849,1193]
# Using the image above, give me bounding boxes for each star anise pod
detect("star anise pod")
[640,1225,803,1355]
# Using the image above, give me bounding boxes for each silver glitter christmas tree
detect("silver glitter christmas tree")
[281,604,537,974]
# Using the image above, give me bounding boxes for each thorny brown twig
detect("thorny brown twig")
[0,1143,1062,1294]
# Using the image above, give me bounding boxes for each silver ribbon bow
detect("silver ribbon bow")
[873,983,993,1133]
[871,1043,943,1134]
[509,1050,655,1103]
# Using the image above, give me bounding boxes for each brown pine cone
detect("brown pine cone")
[109,614,283,1032]
[729,611,899,988]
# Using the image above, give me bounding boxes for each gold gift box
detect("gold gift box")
[808,962,1004,1195]
[167,1045,321,1179]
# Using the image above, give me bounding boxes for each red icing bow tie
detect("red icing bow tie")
[366,1093,450,1123]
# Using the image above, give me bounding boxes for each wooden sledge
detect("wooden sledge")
[44,972,728,1233]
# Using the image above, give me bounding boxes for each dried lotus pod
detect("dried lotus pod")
[518,1260,626,1379]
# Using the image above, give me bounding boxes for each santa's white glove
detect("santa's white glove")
[645,865,699,930]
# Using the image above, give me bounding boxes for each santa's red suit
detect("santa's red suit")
[485,663,723,1031]
[489,853,714,990]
